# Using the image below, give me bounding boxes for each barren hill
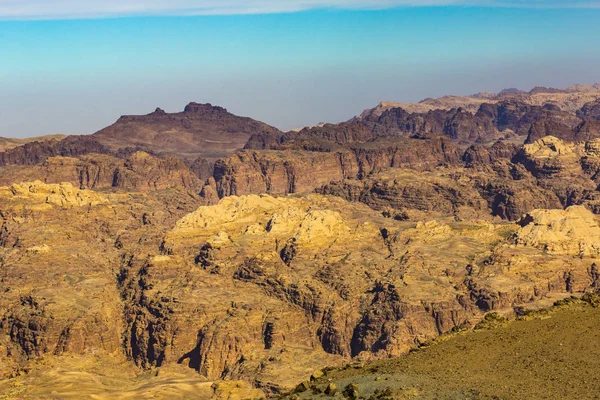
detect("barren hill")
[92,103,282,160]
[0,134,67,152]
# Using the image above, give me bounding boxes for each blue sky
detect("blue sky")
[1,1,600,137]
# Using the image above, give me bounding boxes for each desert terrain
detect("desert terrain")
[1,84,600,399]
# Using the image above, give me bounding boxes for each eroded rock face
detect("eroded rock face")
[0,181,109,208]
[0,184,127,377]
[515,206,600,256]
[252,98,593,150]
[318,168,492,221]
[334,136,600,222]
[4,89,600,398]
[211,137,461,199]
[114,152,202,191]
[577,98,600,120]
[204,135,600,225]
[146,194,598,385]
[0,152,203,193]
[164,195,467,369]
[0,136,112,167]
[212,150,358,197]
[318,154,570,222]
[0,180,204,380]
[2,184,600,396]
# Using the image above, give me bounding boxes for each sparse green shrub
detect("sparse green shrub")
[474,312,508,330]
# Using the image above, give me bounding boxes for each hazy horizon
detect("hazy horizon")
[2,2,600,138]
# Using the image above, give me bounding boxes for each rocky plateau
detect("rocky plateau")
[2,83,600,399]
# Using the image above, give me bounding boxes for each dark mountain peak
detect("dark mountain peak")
[88,102,281,161]
[499,88,525,95]
[529,86,566,95]
[183,102,227,115]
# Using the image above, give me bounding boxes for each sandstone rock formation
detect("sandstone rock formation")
[0,181,206,392]
[0,135,112,167]
[0,152,203,193]
[578,98,600,120]
[318,168,493,221]
[216,137,462,199]
[0,181,109,208]
[515,206,600,256]
[3,85,600,398]
[230,135,600,223]
[251,99,595,152]
[122,192,600,386]
[3,182,599,396]
[0,135,67,152]
[212,149,358,197]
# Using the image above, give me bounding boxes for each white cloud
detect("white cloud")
[0,0,598,19]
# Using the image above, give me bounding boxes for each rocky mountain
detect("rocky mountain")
[0,152,203,193]
[2,181,600,398]
[209,135,600,223]
[4,84,600,398]
[250,100,599,153]
[0,134,66,152]
[355,82,600,121]
[92,103,282,161]
[1,83,598,175]
[0,104,282,183]
[0,135,111,167]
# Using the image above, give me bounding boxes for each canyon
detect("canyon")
[2,83,600,399]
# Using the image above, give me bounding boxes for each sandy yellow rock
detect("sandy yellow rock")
[515,205,600,256]
[169,194,379,249]
[0,181,109,208]
[3,185,600,398]
[522,136,583,159]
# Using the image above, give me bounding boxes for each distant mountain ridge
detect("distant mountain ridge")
[0,103,283,178]
[0,134,67,152]
[92,102,282,161]
[1,83,600,182]
[353,82,600,122]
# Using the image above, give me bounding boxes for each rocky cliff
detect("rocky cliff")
[3,187,600,397]
[0,152,203,193]
[211,137,462,200]
[212,135,600,223]
[4,85,600,398]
